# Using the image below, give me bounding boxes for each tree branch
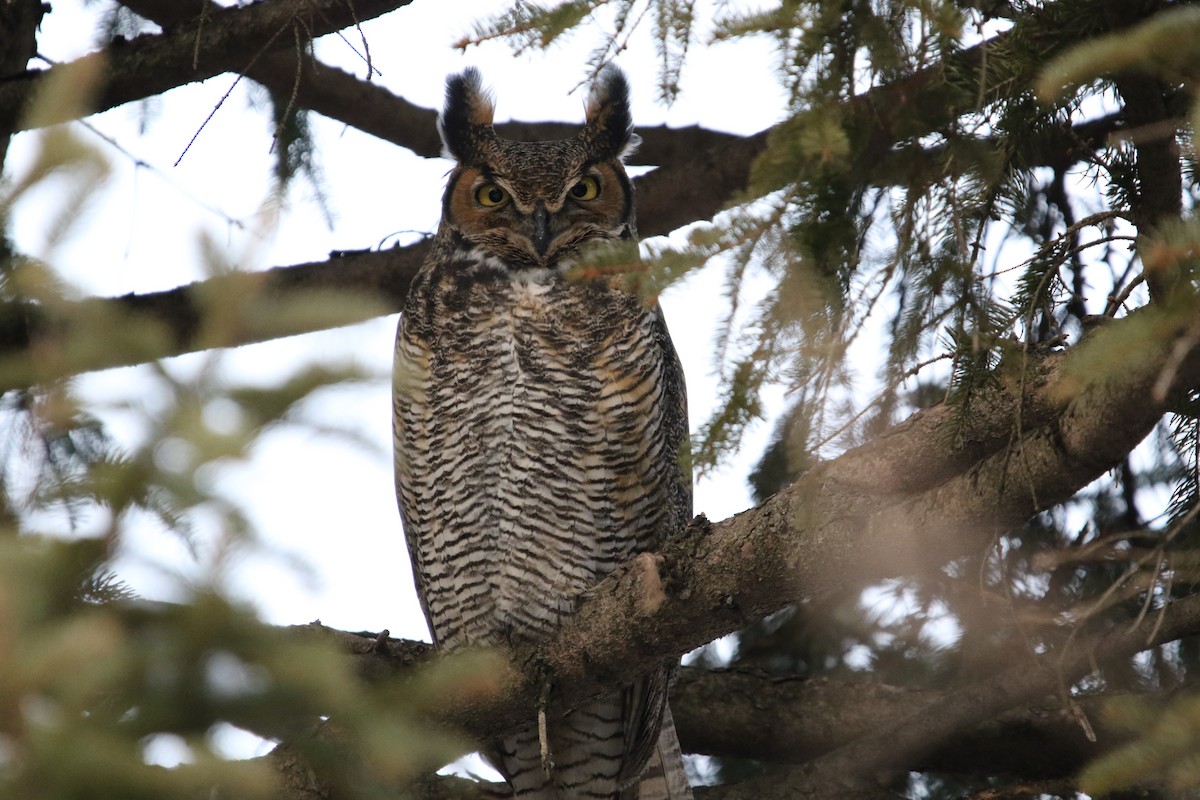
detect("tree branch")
[13,0,742,170]
[791,592,1200,795]
[684,592,1200,800]
[0,242,428,392]
[0,0,416,132]
[671,669,1112,778]
[0,0,1169,394]
[276,579,1200,800]
[1112,67,1184,299]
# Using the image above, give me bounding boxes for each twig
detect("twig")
[1152,316,1200,403]
[268,22,307,155]
[174,17,295,166]
[1105,271,1146,317]
[191,0,209,70]
[811,352,954,452]
[339,0,375,79]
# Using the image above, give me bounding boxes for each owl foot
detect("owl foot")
[631,551,668,615]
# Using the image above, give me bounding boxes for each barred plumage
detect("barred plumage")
[393,66,692,800]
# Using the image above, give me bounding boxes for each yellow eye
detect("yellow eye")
[569,176,600,202]
[476,183,510,208]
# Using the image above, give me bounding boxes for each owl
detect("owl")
[392,66,693,800]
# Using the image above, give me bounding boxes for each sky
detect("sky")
[5,0,793,645]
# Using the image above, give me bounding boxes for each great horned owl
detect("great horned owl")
[393,66,692,800]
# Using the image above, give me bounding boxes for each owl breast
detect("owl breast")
[393,256,689,652]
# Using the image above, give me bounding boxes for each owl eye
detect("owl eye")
[569,176,600,202]
[475,183,510,208]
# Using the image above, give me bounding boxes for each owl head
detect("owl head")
[436,66,640,271]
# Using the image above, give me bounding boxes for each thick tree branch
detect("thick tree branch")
[789,592,1200,796]
[671,669,1112,778]
[1112,69,1184,299]
[275,580,1200,800]
[0,243,428,392]
[0,0,43,169]
[0,0,415,132]
[37,0,742,169]
[680,592,1200,800]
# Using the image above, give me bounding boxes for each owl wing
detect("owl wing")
[392,304,440,644]
[620,303,692,794]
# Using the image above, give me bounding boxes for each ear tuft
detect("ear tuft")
[438,67,497,163]
[583,64,636,161]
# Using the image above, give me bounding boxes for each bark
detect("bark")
[0,0,44,168]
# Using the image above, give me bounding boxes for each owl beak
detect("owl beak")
[531,206,552,257]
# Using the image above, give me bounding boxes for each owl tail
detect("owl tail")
[622,705,693,800]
